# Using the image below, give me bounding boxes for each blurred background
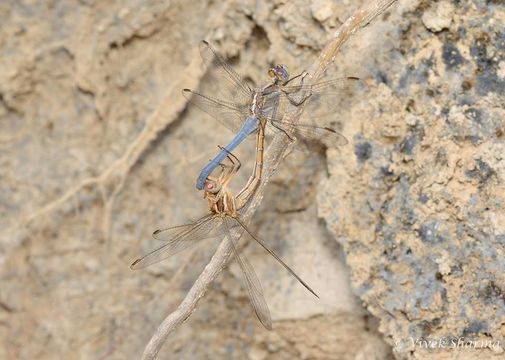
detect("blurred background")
[1,0,504,359]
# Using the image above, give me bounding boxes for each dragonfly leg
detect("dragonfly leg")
[216,146,241,188]
[217,145,241,172]
[202,150,231,203]
[281,71,312,107]
[270,120,296,142]
[213,164,230,203]
[204,146,241,205]
[285,89,312,107]
[282,70,308,86]
[216,162,229,182]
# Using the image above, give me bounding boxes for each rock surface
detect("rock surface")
[0,0,503,359]
[318,0,505,359]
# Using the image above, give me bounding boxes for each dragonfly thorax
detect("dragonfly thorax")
[248,64,290,117]
[205,188,237,216]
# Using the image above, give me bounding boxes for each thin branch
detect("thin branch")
[140,0,397,358]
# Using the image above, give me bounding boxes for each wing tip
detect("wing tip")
[130,259,141,270]
[322,127,349,146]
[256,312,273,331]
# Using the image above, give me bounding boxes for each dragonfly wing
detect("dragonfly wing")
[131,214,223,270]
[299,77,365,123]
[269,120,348,147]
[224,216,272,330]
[280,76,365,105]
[265,76,365,116]
[198,41,253,105]
[260,77,365,148]
[234,217,319,299]
[182,89,250,134]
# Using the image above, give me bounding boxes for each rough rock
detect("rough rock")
[421,1,454,33]
[318,1,505,359]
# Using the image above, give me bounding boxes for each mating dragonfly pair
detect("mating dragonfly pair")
[131,41,361,330]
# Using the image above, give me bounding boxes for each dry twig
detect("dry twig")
[140,0,398,358]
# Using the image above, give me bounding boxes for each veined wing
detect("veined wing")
[131,214,224,270]
[268,120,348,147]
[259,76,364,147]
[281,76,362,94]
[182,89,250,134]
[297,76,366,121]
[198,40,253,105]
[234,217,319,299]
[266,76,365,120]
[223,216,272,330]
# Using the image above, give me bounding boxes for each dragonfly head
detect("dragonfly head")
[268,64,289,84]
[203,177,221,194]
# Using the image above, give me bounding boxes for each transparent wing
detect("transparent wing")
[130,214,223,270]
[224,216,272,330]
[259,77,365,147]
[297,76,366,120]
[280,76,363,98]
[182,89,250,133]
[198,40,253,106]
[150,215,222,241]
[269,121,348,147]
[234,217,319,299]
[272,77,365,120]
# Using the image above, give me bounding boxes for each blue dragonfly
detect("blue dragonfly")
[184,41,361,190]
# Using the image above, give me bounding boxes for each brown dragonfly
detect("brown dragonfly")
[131,118,318,329]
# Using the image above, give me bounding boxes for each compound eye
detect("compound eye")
[204,180,220,193]
[269,64,289,83]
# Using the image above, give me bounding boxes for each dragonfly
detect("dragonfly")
[184,40,361,190]
[131,119,317,329]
